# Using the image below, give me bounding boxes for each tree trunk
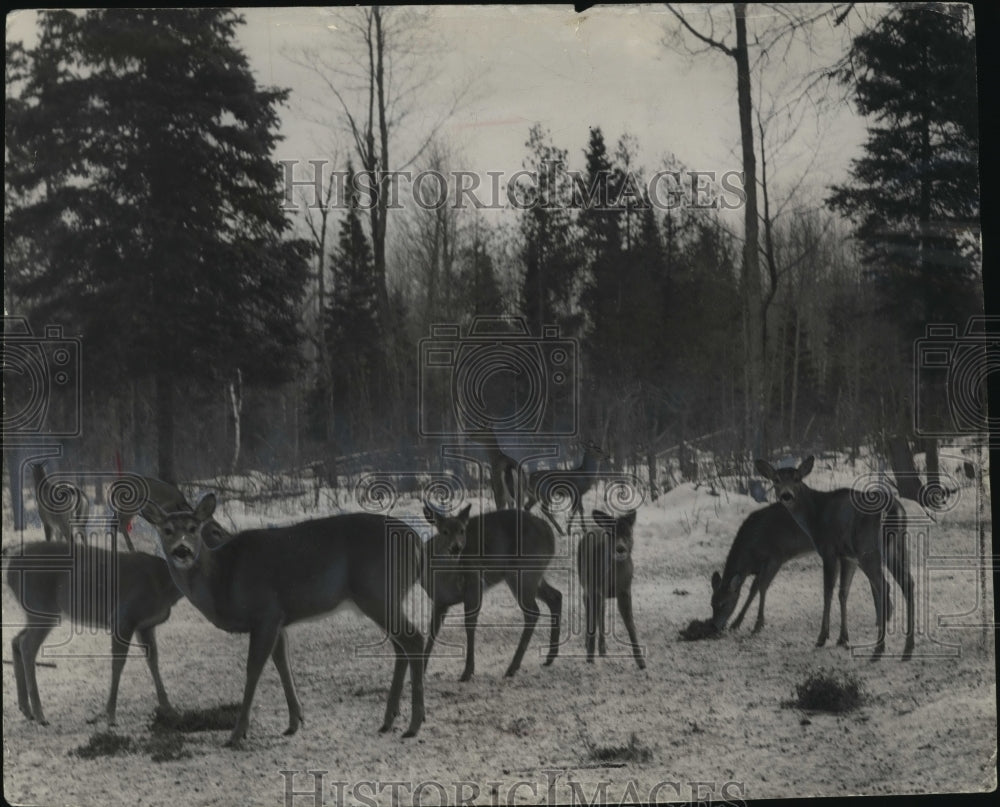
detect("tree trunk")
[790,306,801,442]
[887,434,921,502]
[734,3,764,459]
[155,371,176,484]
[229,369,243,474]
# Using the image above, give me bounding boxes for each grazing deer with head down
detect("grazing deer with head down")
[755,456,914,659]
[710,503,856,637]
[577,509,645,668]
[144,494,426,746]
[5,541,182,726]
[31,463,89,544]
[420,505,562,681]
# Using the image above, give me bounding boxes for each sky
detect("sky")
[5,5,878,232]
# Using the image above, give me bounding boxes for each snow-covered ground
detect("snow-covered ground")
[2,452,995,803]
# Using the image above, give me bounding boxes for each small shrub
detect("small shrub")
[587,733,653,764]
[794,669,865,713]
[71,732,137,759]
[507,716,535,737]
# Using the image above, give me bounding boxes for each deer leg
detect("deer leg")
[616,586,645,669]
[12,629,33,720]
[42,522,53,542]
[535,579,562,667]
[228,618,282,746]
[384,616,424,738]
[505,572,541,678]
[422,601,449,673]
[459,580,483,682]
[884,534,915,660]
[584,588,598,662]
[137,625,175,716]
[816,555,838,647]
[730,577,759,631]
[271,629,303,736]
[97,626,135,726]
[19,625,51,725]
[598,588,609,657]
[118,516,136,552]
[752,562,781,634]
[836,558,857,646]
[858,552,887,660]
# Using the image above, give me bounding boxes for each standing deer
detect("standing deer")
[110,475,192,552]
[467,430,519,510]
[578,509,645,668]
[30,463,89,544]
[755,456,914,659]
[710,503,856,637]
[522,441,608,535]
[420,505,562,681]
[5,541,182,726]
[143,494,426,746]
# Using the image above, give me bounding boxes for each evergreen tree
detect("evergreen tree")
[519,125,580,335]
[325,163,382,448]
[827,3,979,334]
[5,10,310,481]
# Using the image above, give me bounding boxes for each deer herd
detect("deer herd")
[4,449,916,748]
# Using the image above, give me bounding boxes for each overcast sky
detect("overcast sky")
[7,5,875,220]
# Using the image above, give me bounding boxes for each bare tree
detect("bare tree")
[285,6,472,325]
[664,3,852,458]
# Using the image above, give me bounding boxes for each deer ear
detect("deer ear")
[754,459,776,481]
[711,571,721,591]
[458,502,472,522]
[143,500,167,526]
[194,493,217,521]
[622,509,637,528]
[799,455,815,479]
[423,505,437,525]
[591,509,614,531]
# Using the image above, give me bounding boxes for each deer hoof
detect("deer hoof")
[636,659,646,670]
[224,728,248,749]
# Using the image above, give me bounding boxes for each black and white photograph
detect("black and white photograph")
[2,5,994,804]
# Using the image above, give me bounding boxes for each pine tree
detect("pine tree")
[325,164,382,448]
[5,10,310,481]
[827,3,979,335]
[519,125,580,336]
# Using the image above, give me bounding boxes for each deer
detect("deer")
[142,493,426,747]
[755,456,914,660]
[710,503,857,638]
[110,475,192,552]
[420,504,562,682]
[577,509,645,668]
[30,463,89,544]
[522,441,608,535]
[5,541,182,727]
[466,430,519,510]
